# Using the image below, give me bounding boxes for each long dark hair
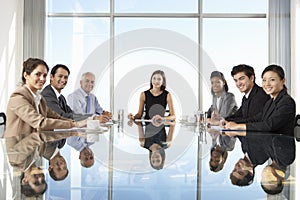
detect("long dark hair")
[261,64,287,90]
[22,58,49,84]
[149,70,166,90]
[149,148,166,170]
[210,71,229,93]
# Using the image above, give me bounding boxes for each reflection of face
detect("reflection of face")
[261,165,284,188]
[49,155,68,179]
[79,147,94,167]
[50,68,69,93]
[233,72,254,94]
[22,167,46,194]
[80,73,95,94]
[24,65,48,94]
[151,74,163,89]
[211,77,225,95]
[232,158,253,180]
[262,71,284,98]
[150,150,162,167]
[210,149,222,167]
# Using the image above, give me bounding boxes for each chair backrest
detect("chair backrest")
[294,114,300,141]
[0,112,6,137]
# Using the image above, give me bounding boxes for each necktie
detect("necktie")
[58,95,67,112]
[86,96,91,113]
[241,96,248,117]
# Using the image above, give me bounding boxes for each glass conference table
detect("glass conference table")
[0,118,299,200]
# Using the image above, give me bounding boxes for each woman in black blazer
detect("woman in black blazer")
[224,65,296,136]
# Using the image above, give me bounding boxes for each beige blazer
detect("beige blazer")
[3,85,73,138]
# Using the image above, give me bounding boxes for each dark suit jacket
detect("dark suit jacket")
[226,84,270,123]
[246,89,295,136]
[270,135,295,171]
[41,84,90,121]
[239,135,269,166]
[241,133,295,170]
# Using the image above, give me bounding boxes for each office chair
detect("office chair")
[294,114,300,141]
[0,112,6,138]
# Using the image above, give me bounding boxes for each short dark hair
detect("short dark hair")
[50,64,70,77]
[231,64,255,83]
[230,170,254,186]
[22,58,49,84]
[49,166,69,181]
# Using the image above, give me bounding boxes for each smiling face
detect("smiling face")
[233,72,255,94]
[262,71,285,99]
[79,147,94,168]
[150,150,163,168]
[24,65,48,94]
[49,155,68,180]
[50,67,69,93]
[211,77,225,96]
[151,73,164,90]
[22,166,47,195]
[80,73,95,95]
[232,158,253,180]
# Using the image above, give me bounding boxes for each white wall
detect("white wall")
[0,0,23,112]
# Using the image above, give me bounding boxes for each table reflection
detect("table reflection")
[1,119,298,199]
[4,131,78,199]
[230,133,295,195]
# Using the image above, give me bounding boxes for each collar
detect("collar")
[50,147,60,160]
[273,89,287,102]
[79,87,90,96]
[244,88,253,99]
[50,85,61,99]
[25,85,42,105]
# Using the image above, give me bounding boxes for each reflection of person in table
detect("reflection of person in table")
[20,165,47,198]
[67,136,95,168]
[230,134,269,186]
[128,70,176,123]
[230,132,295,192]
[137,121,175,170]
[6,130,78,198]
[5,132,47,198]
[260,134,295,195]
[208,128,236,172]
[43,140,69,180]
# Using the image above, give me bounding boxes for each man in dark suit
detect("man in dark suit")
[230,132,295,190]
[41,64,110,123]
[226,64,270,123]
[230,134,269,186]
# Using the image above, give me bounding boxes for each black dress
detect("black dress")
[144,89,168,120]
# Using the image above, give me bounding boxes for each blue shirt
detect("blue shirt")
[67,88,103,115]
[67,136,94,152]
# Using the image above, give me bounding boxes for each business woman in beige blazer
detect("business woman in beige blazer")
[3,58,86,139]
